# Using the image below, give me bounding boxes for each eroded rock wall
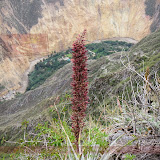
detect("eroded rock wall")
[0,0,160,95]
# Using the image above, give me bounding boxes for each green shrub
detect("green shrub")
[0,84,5,91]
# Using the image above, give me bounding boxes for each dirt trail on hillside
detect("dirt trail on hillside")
[18,56,47,93]
[92,37,138,44]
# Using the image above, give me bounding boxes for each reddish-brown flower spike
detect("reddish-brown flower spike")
[71,29,88,153]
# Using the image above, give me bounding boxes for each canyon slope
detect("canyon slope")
[0,0,160,96]
[0,27,160,142]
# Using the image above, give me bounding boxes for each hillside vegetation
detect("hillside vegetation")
[0,29,160,159]
[27,41,133,91]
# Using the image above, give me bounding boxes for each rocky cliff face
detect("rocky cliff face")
[0,0,160,96]
[150,0,160,31]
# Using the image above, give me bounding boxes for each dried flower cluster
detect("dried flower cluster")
[71,29,88,152]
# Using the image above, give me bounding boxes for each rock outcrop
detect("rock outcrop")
[0,0,160,96]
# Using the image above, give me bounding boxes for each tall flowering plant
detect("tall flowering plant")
[71,30,88,153]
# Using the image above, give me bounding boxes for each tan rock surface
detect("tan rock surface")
[0,0,159,96]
